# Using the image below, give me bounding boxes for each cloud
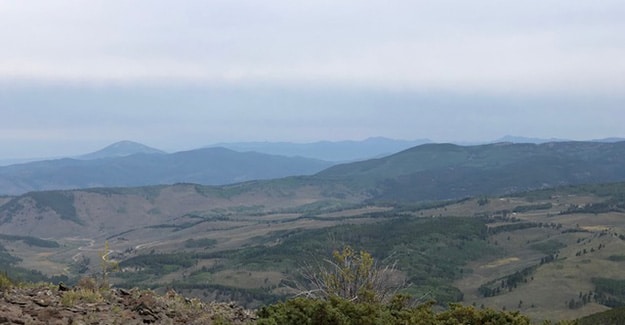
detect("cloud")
[0,0,624,94]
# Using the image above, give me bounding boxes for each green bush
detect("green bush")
[257,297,531,325]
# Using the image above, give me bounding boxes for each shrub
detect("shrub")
[297,246,404,304]
[257,297,531,325]
[60,289,104,306]
[0,271,13,289]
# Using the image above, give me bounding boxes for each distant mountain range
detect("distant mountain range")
[209,137,432,162]
[0,141,165,167]
[0,137,429,166]
[3,136,624,167]
[493,135,625,144]
[0,145,333,195]
[211,136,625,161]
[0,137,434,195]
[492,135,569,144]
[2,138,625,196]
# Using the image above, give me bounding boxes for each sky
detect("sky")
[1,0,624,158]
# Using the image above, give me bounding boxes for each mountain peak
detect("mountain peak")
[79,141,165,160]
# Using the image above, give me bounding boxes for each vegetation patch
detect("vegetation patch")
[560,202,625,215]
[0,271,13,289]
[513,182,625,201]
[194,183,255,199]
[478,265,539,298]
[578,305,625,325]
[119,253,197,275]
[592,278,625,307]
[0,243,68,284]
[184,238,218,249]
[529,239,566,254]
[0,198,25,224]
[0,234,60,248]
[257,297,532,325]
[0,242,21,266]
[28,191,82,225]
[169,282,284,307]
[379,198,470,211]
[146,219,206,231]
[227,216,499,305]
[608,255,625,262]
[61,288,104,306]
[487,222,543,235]
[512,203,553,213]
[281,200,360,214]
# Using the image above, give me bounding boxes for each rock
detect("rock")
[58,282,71,291]
[0,284,257,324]
[33,298,50,307]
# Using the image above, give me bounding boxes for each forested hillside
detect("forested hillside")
[315,141,625,201]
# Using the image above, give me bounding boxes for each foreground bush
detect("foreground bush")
[257,296,531,325]
[298,245,404,304]
[260,245,531,324]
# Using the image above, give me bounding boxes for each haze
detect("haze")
[1,1,624,159]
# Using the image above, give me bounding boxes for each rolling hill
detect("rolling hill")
[0,147,334,195]
[314,141,625,201]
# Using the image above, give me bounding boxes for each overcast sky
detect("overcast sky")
[1,1,624,158]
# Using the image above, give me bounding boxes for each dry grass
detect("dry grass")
[482,257,521,268]
[453,193,625,322]
[61,288,104,306]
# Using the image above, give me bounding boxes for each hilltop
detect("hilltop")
[78,140,166,160]
[315,141,625,201]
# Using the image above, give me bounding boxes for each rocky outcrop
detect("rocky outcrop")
[0,284,256,324]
